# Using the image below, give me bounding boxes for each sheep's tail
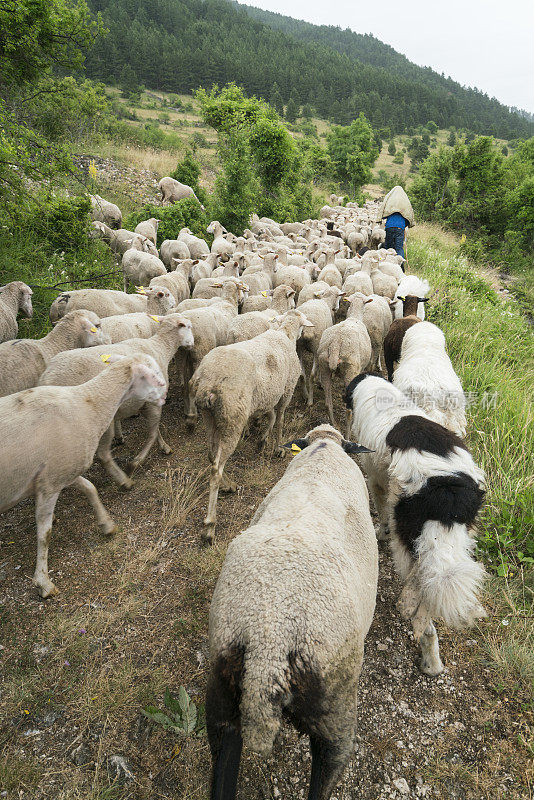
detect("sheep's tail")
[415,521,486,628]
[325,340,340,372]
[239,651,287,757]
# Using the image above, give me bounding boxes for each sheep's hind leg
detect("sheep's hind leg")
[367,475,390,540]
[308,734,354,800]
[273,395,291,456]
[206,652,244,800]
[72,476,117,537]
[33,491,60,598]
[97,424,133,490]
[126,403,167,476]
[256,409,276,453]
[318,366,336,428]
[203,429,242,544]
[114,419,124,445]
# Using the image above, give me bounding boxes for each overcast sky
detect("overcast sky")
[243,0,534,112]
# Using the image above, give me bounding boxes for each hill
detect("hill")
[85,0,531,138]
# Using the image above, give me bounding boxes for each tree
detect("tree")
[170,149,206,203]
[388,140,396,155]
[119,64,139,98]
[302,103,313,120]
[326,113,378,193]
[197,84,313,223]
[285,96,299,123]
[0,0,104,214]
[427,121,438,133]
[0,0,101,87]
[269,83,284,116]
[447,131,456,146]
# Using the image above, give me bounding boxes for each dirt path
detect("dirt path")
[0,382,530,799]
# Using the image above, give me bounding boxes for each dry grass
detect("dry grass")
[92,141,179,177]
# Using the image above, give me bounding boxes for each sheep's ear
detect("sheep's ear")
[282,438,309,453]
[193,259,199,265]
[342,440,374,454]
[136,286,147,295]
[211,282,224,288]
[397,295,405,301]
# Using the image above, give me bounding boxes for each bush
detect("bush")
[124,199,207,246]
[29,196,92,253]
[169,149,207,203]
[393,151,404,164]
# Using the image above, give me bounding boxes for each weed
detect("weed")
[143,687,206,738]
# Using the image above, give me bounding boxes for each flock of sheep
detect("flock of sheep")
[0,188,486,800]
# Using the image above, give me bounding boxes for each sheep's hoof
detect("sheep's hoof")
[100,523,118,537]
[124,462,137,478]
[201,525,215,546]
[114,436,125,446]
[185,415,197,432]
[35,579,59,599]
[160,443,172,455]
[419,656,444,677]
[220,477,237,493]
[119,472,135,487]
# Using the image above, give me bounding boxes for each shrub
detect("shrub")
[125,199,207,246]
[29,196,91,253]
[170,149,207,204]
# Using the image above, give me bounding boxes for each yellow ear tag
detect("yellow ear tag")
[90,326,97,333]
[149,315,160,322]
[342,297,350,302]
[100,354,111,363]
[291,443,302,453]
[261,291,268,297]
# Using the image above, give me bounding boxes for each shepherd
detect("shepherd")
[377,185,415,264]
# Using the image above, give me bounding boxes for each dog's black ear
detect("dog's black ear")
[342,440,374,454]
[282,438,309,453]
[420,297,430,302]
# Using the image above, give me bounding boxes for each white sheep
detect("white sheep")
[191,253,219,284]
[207,221,235,259]
[178,227,210,259]
[370,266,397,299]
[90,194,122,229]
[121,250,166,292]
[0,310,108,398]
[315,294,372,434]
[206,424,377,799]
[159,177,203,207]
[149,259,191,304]
[39,314,194,487]
[342,271,373,297]
[228,286,296,343]
[0,281,33,342]
[296,286,344,405]
[134,217,160,245]
[346,374,485,675]
[0,357,166,597]
[92,222,158,257]
[190,309,314,542]
[160,238,191,266]
[175,282,247,427]
[49,286,175,322]
[362,294,394,372]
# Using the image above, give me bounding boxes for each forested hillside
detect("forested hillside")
[85,0,531,138]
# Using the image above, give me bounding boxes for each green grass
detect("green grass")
[410,228,534,574]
